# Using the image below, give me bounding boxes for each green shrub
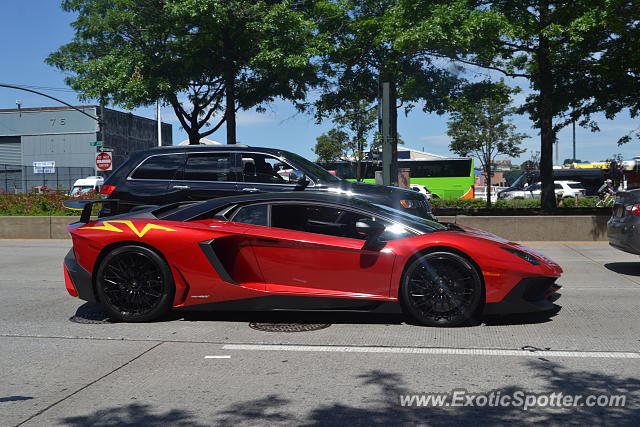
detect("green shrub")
[0,190,98,216]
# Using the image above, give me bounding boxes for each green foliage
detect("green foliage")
[313,128,350,163]
[430,196,600,209]
[48,0,320,144]
[447,80,527,206]
[313,0,460,135]
[0,192,89,216]
[398,0,625,210]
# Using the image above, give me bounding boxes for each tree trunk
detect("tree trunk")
[485,163,492,208]
[223,33,236,145]
[537,1,556,211]
[188,131,200,145]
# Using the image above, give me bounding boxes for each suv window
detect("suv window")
[271,203,410,241]
[241,153,289,184]
[568,183,584,189]
[131,154,184,180]
[231,204,269,226]
[554,183,562,190]
[180,153,236,182]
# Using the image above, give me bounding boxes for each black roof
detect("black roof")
[164,191,376,221]
[131,145,292,157]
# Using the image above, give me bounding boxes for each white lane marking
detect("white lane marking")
[204,355,231,359]
[222,344,640,359]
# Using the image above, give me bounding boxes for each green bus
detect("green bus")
[321,158,475,200]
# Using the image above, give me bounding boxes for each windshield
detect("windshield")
[285,152,342,183]
[70,185,96,195]
[371,203,446,232]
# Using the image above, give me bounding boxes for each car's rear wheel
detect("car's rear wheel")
[95,245,174,322]
[400,251,483,327]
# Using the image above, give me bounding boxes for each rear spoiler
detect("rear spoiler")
[62,199,120,224]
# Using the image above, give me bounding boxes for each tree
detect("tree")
[556,1,640,145]
[313,128,349,163]
[335,100,379,181]
[447,85,527,207]
[399,0,617,210]
[47,0,319,144]
[313,0,459,182]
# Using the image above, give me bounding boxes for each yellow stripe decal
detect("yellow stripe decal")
[80,220,176,238]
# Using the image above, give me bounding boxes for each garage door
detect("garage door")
[0,136,22,165]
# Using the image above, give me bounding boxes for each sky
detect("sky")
[1,1,639,166]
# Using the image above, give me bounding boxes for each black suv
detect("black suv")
[99,145,435,220]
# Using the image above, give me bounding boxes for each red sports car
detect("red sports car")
[63,193,562,327]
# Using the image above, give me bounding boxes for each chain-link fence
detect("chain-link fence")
[0,164,97,193]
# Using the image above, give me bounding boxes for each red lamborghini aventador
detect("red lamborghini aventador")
[63,192,562,327]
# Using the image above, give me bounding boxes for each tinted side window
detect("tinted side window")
[554,183,562,190]
[270,204,411,241]
[241,153,289,184]
[181,153,235,182]
[131,154,184,180]
[231,204,269,226]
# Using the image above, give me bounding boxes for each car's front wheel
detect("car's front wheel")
[400,251,483,327]
[95,245,175,322]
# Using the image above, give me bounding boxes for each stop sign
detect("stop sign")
[96,151,113,171]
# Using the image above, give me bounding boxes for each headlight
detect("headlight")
[501,247,540,265]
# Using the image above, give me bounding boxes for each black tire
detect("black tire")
[95,245,174,322]
[400,251,483,327]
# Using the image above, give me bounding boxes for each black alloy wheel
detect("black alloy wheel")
[95,245,174,322]
[401,251,482,327]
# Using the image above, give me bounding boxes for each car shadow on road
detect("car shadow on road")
[178,309,407,326]
[71,302,562,328]
[57,359,640,425]
[605,262,640,277]
[481,305,562,326]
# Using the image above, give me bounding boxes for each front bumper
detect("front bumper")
[483,277,561,315]
[64,249,97,302]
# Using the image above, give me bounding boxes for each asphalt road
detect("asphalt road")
[1,240,639,426]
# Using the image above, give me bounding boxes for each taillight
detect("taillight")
[100,185,116,195]
[625,203,640,216]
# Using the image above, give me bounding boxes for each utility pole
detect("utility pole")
[380,81,397,186]
[572,114,576,162]
[156,100,162,147]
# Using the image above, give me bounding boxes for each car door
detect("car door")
[170,152,240,201]
[237,152,297,194]
[231,202,397,298]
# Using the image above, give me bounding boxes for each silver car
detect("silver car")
[607,189,640,254]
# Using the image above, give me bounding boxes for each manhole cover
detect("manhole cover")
[69,304,112,324]
[248,322,331,333]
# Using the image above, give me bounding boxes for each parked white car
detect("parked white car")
[410,184,432,199]
[68,176,104,196]
[500,180,586,200]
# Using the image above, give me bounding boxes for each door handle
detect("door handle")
[242,187,260,192]
[172,185,190,189]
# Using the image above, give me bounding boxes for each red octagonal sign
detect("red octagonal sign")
[96,151,113,171]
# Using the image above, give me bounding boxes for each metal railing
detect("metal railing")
[0,164,96,193]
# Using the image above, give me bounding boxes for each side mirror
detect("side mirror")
[289,170,309,190]
[356,218,386,251]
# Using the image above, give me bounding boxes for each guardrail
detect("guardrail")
[0,215,610,241]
